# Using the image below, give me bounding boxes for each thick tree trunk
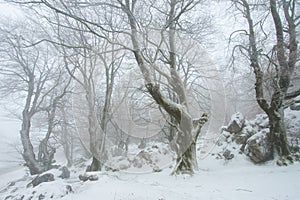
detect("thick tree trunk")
[172,113,207,174]
[89,157,101,171]
[268,109,290,157]
[173,142,197,175]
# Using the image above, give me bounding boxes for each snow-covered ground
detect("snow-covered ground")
[0,108,22,175]
[1,110,300,200]
[0,1,299,199]
[0,149,299,200]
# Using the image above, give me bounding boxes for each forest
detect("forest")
[0,0,299,199]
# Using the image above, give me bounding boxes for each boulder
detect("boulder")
[79,174,99,182]
[59,166,70,179]
[253,114,269,128]
[245,129,272,163]
[31,173,54,187]
[222,149,234,160]
[226,112,245,133]
[234,125,255,145]
[290,100,300,110]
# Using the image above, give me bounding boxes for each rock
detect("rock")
[234,132,250,145]
[245,129,272,163]
[66,185,73,194]
[138,138,146,149]
[31,173,54,187]
[78,174,89,182]
[88,174,99,181]
[222,149,234,160]
[132,158,143,168]
[153,166,162,172]
[253,114,269,128]
[79,174,99,182]
[38,194,45,200]
[226,112,245,133]
[136,150,152,162]
[59,166,70,179]
[290,100,300,110]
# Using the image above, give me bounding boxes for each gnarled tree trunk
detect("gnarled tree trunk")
[120,0,208,174]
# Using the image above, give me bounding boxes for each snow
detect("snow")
[60,164,300,200]
[228,112,245,128]
[1,125,300,200]
[0,1,300,200]
[1,153,299,200]
[0,109,300,200]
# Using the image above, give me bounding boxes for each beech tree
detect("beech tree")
[231,0,299,159]
[10,0,211,174]
[0,22,71,174]
[116,0,209,174]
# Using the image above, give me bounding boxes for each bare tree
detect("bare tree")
[10,0,211,174]
[231,0,299,158]
[0,22,71,174]
[51,15,124,171]
[116,0,209,174]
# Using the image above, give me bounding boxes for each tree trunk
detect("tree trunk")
[61,105,73,167]
[21,112,42,175]
[268,109,290,157]
[172,142,197,175]
[239,0,293,161]
[89,157,101,171]
[171,113,207,174]
[86,87,102,171]
[21,76,43,175]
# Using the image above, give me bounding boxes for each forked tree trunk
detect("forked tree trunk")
[21,112,43,175]
[121,0,208,174]
[171,112,207,174]
[173,142,197,175]
[20,76,43,175]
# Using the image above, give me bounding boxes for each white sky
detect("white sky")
[0,1,23,18]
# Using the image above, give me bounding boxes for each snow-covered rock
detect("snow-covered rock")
[290,99,300,110]
[105,143,174,172]
[226,112,245,133]
[31,173,55,187]
[245,129,272,163]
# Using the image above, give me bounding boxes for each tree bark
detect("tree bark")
[268,108,290,157]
